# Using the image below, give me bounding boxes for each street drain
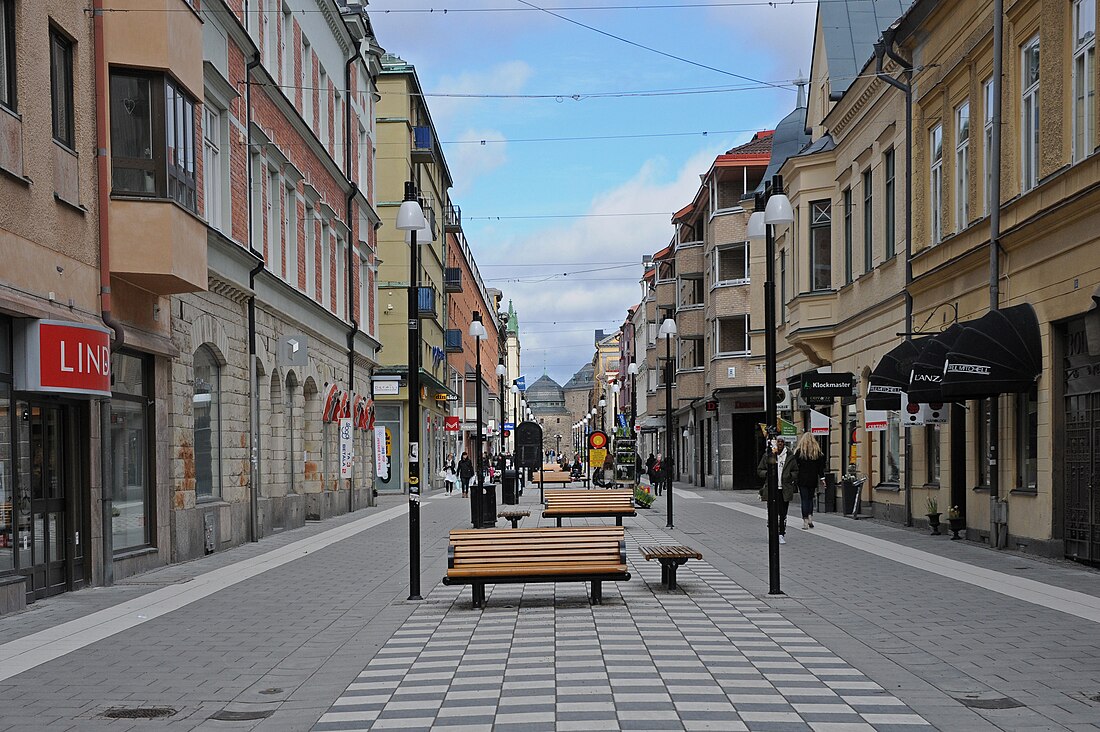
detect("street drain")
[954,696,1025,709]
[258,688,284,695]
[101,707,177,720]
[1088,693,1100,704]
[209,710,275,721]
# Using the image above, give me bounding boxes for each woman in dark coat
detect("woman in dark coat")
[793,433,826,530]
[457,452,475,497]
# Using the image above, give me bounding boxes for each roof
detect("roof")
[818,0,911,97]
[526,375,565,403]
[506,300,519,334]
[722,130,774,157]
[757,106,812,192]
[563,363,594,390]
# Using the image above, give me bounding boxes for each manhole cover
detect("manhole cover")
[954,696,1025,709]
[209,710,274,721]
[258,688,284,695]
[101,707,176,720]
[1088,693,1100,703]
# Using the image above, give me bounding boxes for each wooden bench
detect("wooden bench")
[497,510,530,529]
[542,489,636,527]
[442,526,630,608]
[638,545,702,590]
[532,470,573,485]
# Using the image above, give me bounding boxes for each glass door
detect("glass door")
[16,402,72,601]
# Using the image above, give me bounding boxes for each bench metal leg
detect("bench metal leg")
[616,516,623,527]
[472,583,485,609]
[660,562,669,586]
[667,563,678,591]
[509,518,519,529]
[556,518,562,528]
[591,580,602,605]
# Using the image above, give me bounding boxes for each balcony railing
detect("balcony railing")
[444,329,463,353]
[417,287,436,318]
[445,203,462,232]
[444,267,463,292]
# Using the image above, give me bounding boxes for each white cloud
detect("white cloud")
[430,61,534,125]
[481,149,719,384]
[707,5,818,83]
[448,129,509,196]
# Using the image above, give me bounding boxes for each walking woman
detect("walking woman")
[756,437,798,543]
[793,432,826,530]
[457,452,475,497]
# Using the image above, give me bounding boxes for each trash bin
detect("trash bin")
[841,475,866,516]
[823,472,837,513]
[501,469,518,505]
[470,482,498,528]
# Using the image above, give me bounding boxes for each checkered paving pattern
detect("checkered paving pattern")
[312,521,931,732]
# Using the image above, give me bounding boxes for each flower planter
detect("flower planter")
[926,512,942,536]
[948,516,965,540]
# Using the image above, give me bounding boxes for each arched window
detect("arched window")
[193,346,221,499]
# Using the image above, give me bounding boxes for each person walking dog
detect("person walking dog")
[793,432,826,530]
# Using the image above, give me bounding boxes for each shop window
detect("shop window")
[975,397,991,487]
[0,381,11,573]
[193,346,221,500]
[0,0,15,111]
[1015,386,1038,491]
[50,28,74,149]
[925,424,941,485]
[879,413,900,484]
[809,200,831,291]
[109,71,197,211]
[110,352,154,551]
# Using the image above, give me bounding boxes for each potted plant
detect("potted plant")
[947,505,965,540]
[926,497,941,535]
[634,485,655,509]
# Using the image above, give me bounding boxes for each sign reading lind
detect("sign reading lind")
[800,372,856,398]
[15,319,112,397]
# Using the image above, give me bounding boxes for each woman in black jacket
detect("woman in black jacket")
[457,452,475,497]
[792,432,826,529]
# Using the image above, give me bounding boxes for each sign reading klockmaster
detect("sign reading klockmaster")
[800,372,856,399]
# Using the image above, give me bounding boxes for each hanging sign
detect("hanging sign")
[810,409,830,436]
[339,418,355,478]
[865,409,888,432]
[374,426,389,480]
[444,416,461,432]
[800,372,856,398]
[373,379,400,396]
[588,430,608,450]
[589,448,607,467]
[15,320,112,397]
[901,392,925,427]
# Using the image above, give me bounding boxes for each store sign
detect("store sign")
[15,320,112,397]
[339,418,355,478]
[865,409,888,432]
[444,416,461,433]
[373,379,400,396]
[800,372,856,398]
[374,426,389,480]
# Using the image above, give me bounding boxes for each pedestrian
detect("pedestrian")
[443,454,457,494]
[457,452,474,497]
[571,455,583,480]
[651,453,663,495]
[793,432,826,530]
[645,453,656,484]
[756,437,799,544]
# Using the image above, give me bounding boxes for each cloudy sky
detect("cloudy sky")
[369,0,818,385]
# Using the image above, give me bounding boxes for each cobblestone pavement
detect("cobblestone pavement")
[0,483,1099,731]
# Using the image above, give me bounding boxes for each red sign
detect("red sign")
[18,320,111,397]
[444,416,461,433]
[588,430,608,450]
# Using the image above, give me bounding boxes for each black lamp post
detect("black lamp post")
[627,362,638,440]
[395,181,427,601]
[470,312,488,526]
[659,317,677,527]
[496,363,507,455]
[748,174,795,596]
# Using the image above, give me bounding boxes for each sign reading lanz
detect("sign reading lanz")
[15,320,112,397]
[799,372,856,399]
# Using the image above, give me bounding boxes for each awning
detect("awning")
[906,324,964,404]
[942,303,1042,399]
[866,339,927,410]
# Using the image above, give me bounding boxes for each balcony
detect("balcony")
[412,126,434,163]
[444,267,463,293]
[103,0,202,98]
[675,369,706,400]
[417,287,437,318]
[677,309,705,338]
[676,243,705,276]
[110,198,207,294]
[444,329,463,353]
[445,203,462,233]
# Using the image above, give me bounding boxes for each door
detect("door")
[950,404,967,518]
[1064,392,1100,565]
[16,402,78,601]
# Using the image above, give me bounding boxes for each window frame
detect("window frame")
[930,123,944,245]
[975,397,991,488]
[676,275,704,310]
[677,336,705,371]
[1021,35,1041,191]
[983,78,994,214]
[0,0,16,112]
[1014,386,1038,492]
[110,350,156,552]
[49,27,75,150]
[713,242,750,286]
[862,169,873,274]
[714,314,750,357]
[924,424,941,486]
[843,187,853,284]
[809,199,832,292]
[1073,0,1096,162]
[285,182,298,286]
[193,346,222,501]
[884,148,896,258]
[955,101,970,231]
[879,412,900,485]
[202,103,225,231]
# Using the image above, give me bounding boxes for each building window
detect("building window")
[677,276,704,309]
[267,169,282,277]
[110,72,197,212]
[983,78,994,214]
[715,315,749,356]
[809,200,832,291]
[336,233,346,318]
[320,219,331,308]
[714,242,749,285]
[779,248,787,325]
[930,124,943,245]
[193,346,221,500]
[301,35,312,125]
[305,204,316,297]
[862,169,873,273]
[360,258,370,329]
[976,397,991,487]
[880,413,900,484]
[843,187,853,283]
[678,337,704,370]
[50,28,74,149]
[285,184,298,286]
[203,105,224,231]
[0,0,15,111]
[884,149,896,258]
[1015,386,1038,491]
[925,424,941,485]
[956,102,970,231]
[657,258,676,282]
[110,352,154,552]
[1021,35,1040,191]
[1074,0,1096,162]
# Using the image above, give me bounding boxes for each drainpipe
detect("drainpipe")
[246,52,263,543]
[989,0,1005,548]
[345,46,362,513]
[93,0,120,586]
[875,31,914,527]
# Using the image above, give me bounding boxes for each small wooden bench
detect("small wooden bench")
[497,510,530,529]
[638,545,702,590]
[543,489,636,527]
[442,526,630,608]
[532,470,573,485]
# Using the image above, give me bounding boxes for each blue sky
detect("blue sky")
[369,1,818,385]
